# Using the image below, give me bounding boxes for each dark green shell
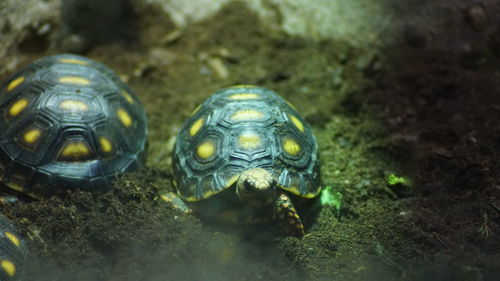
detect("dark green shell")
[0,54,147,196]
[173,85,320,202]
[0,214,27,281]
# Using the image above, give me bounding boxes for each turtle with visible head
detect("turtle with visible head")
[164,85,321,237]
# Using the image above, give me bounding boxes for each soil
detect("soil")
[0,1,499,281]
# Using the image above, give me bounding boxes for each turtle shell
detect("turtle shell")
[172,85,320,202]
[0,214,27,281]
[0,54,147,196]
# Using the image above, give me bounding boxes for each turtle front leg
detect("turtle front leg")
[161,192,192,214]
[273,193,305,237]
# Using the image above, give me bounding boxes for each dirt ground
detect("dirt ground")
[0,1,499,281]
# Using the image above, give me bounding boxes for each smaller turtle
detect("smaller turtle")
[0,214,27,281]
[164,85,321,237]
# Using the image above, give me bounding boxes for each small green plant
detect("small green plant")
[386,173,411,187]
[320,186,343,216]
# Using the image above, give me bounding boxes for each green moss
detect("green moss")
[386,174,411,187]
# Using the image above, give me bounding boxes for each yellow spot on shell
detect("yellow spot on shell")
[9,99,29,117]
[278,184,318,198]
[4,232,20,247]
[99,137,113,153]
[230,84,257,88]
[225,175,239,188]
[58,76,90,85]
[186,190,217,202]
[6,181,23,192]
[160,194,172,202]
[7,77,25,92]
[58,58,88,65]
[0,260,15,277]
[238,132,261,150]
[117,109,132,128]
[231,109,264,121]
[121,89,134,104]
[23,128,41,144]
[283,138,301,156]
[59,142,91,160]
[196,140,215,159]
[289,114,304,132]
[229,93,260,100]
[286,101,297,110]
[189,118,204,137]
[191,104,202,116]
[59,100,89,112]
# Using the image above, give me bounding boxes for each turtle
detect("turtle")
[165,85,321,237]
[0,214,27,281]
[0,54,147,197]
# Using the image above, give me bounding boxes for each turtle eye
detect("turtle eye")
[270,178,277,188]
[243,180,254,191]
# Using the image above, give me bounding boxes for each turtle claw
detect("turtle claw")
[273,193,305,237]
[161,192,192,214]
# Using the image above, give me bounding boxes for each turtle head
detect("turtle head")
[236,168,276,207]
